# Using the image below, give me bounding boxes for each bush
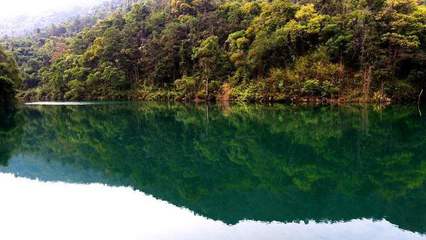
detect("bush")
[174,75,198,100]
[278,48,342,98]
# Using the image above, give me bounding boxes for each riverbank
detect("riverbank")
[18,83,423,105]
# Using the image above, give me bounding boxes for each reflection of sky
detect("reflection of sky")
[0,173,424,240]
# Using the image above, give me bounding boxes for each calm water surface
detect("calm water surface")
[0,103,425,240]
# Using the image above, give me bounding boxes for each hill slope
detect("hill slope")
[0,47,21,111]
[4,0,426,103]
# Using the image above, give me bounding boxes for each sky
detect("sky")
[0,0,107,18]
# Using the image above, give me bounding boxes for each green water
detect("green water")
[1,103,425,239]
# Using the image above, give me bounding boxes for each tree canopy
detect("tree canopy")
[0,47,21,111]
[2,0,425,103]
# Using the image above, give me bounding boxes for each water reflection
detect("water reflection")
[1,173,423,240]
[0,109,21,166]
[0,103,426,239]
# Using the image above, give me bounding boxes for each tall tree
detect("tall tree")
[0,47,21,111]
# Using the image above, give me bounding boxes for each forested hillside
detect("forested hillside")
[3,0,426,103]
[0,47,21,112]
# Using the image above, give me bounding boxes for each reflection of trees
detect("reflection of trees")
[12,103,426,233]
[0,110,22,166]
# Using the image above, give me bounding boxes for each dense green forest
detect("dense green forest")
[0,47,21,164]
[2,0,426,103]
[0,47,21,112]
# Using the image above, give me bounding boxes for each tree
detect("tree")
[375,0,425,97]
[193,35,226,100]
[0,47,21,111]
[4,0,425,102]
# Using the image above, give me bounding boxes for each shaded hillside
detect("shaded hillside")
[0,47,21,112]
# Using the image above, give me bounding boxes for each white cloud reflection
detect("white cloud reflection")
[0,173,424,240]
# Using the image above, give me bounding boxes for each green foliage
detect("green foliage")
[0,47,21,111]
[229,48,341,101]
[175,75,199,100]
[2,0,425,102]
[281,48,341,97]
[192,35,230,100]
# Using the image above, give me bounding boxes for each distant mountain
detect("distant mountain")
[0,0,129,37]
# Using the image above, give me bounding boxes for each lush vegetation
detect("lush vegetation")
[0,47,21,112]
[1,103,426,232]
[2,0,426,103]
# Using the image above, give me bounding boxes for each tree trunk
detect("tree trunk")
[205,78,209,101]
[362,65,372,102]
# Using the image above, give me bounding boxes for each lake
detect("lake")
[0,102,425,240]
